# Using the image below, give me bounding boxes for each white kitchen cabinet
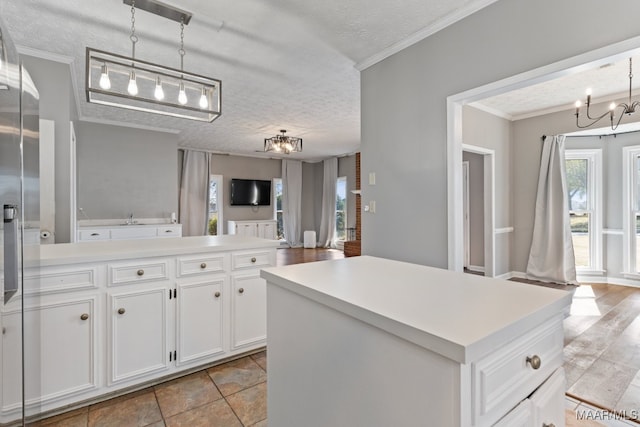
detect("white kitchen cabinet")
[77,224,182,242]
[263,256,572,427]
[0,236,278,425]
[230,271,266,350]
[227,220,277,240]
[176,276,225,366]
[109,287,170,384]
[2,297,97,412]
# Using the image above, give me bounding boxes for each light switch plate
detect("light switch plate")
[369,172,376,185]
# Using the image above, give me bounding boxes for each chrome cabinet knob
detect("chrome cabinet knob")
[251,257,256,263]
[137,269,144,276]
[238,288,244,294]
[526,355,541,370]
[200,262,207,269]
[80,313,89,321]
[214,291,221,298]
[117,308,126,315]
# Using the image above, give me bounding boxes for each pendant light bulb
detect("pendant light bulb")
[178,81,188,105]
[154,76,165,100]
[99,64,111,90]
[199,87,208,109]
[127,70,138,96]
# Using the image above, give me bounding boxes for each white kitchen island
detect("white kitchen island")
[0,235,279,424]
[261,256,573,427]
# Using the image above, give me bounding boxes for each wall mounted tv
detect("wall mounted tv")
[230,179,272,206]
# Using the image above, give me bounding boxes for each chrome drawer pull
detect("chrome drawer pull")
[118,308,126,315]
[251,257,257,263]
[238,288,244,294]
[526,355,541,370]
[542,423,555,427]
[137,269,144,276]
[90,233,99,236]
[200,262,207,269]
[214,291,221,298]
[80,313,89,321]
[165,229,173,233]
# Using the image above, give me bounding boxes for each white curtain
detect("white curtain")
[526,135,577,284]
[318,158,338,248]
[179,150,210,236]
[282,159,303,247]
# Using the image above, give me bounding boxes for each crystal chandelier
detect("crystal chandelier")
[264,130,302,154]
[574,58,640,131]
[86,0,221,122]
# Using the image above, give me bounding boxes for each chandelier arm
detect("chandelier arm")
[576,108,613,129]
[611,107,626,131]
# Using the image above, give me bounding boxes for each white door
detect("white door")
[2,298,96,408]
[109,288,169,384]
[176,277,224,366]
[230,272,266,350]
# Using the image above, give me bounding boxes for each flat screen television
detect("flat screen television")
[230,179,272,206]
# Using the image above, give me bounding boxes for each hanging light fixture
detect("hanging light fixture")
[86,0,221,122]
[264,130,303,154]
[574,58,640,131]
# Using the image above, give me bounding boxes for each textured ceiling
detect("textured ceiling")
[1,0,494,160]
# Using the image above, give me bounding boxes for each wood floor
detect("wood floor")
[276,247,344,266]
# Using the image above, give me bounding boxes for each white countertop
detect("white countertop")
[261,256,573,364]
[22,235,279,267]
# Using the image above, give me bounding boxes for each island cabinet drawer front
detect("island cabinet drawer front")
[177,254,227,277]
[231,250,272,270]
[492,399,532,427]
[109,260,169,286]
[157,225,182,238]
[78,229,109,241]
[472,316,563,426]
[23,265,99,295]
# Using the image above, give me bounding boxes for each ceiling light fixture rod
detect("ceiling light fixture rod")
[575,57,640,131]
[122,0,192,25]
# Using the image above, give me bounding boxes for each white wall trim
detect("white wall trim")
[467,265,485,274]
[603,229,624,235]
[495,227,514,234]
[467,102,513,121]
[496,270,640,289]
[354,0,501,71]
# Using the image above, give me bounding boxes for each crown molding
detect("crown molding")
[354,0,500,71]
[466,102,513,121]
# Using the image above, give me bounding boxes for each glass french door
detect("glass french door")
[1,15,41,425]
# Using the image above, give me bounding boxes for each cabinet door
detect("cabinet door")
[2,297,97,411]
[176,277,224,366]
[231,272,266,350]
[531,368,565,427]
[109,287,169,384]
[257,222,276,239]
[236,223,257,237]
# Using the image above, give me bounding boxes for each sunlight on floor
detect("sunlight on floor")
[570,285,601,316]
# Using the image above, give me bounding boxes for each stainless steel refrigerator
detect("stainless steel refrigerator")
[0,13,40,426]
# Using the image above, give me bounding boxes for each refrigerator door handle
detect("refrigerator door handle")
[3,204,19,304]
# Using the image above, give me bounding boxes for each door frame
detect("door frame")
[462,161,470,269]
[209,174,223,235]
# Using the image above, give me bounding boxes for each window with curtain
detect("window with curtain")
[208,175,223,235]
[335,176,347,240]
[565,149,602,272]
[273,178,284,240]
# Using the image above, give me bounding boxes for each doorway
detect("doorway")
[208,174,223,235]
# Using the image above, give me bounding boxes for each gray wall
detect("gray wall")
[463,151,484,267]
[76,122,178,220]
[361,0,640,267]
[22,56,72,242]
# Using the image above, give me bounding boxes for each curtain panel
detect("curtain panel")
[282,159,303,247]
[318,157,338,248]
[526,135,577,285]
[179,150,211,236]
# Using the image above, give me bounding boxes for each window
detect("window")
[336,176,347,240]
[565,149,602,272]
[623,146,640,275]
[273,178,284,240]
[208,175,223,235]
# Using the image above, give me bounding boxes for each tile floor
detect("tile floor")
[28,351,268,427]
[565,395,639,426]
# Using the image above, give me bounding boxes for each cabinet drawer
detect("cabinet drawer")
[231,250,272,270]
[157,225,182,238]
[78,229,109,241]
[109,260,169,286]
[23,264,99,295]
[110,226,157,240]
[472,316,563,426]
[177,254,227,277]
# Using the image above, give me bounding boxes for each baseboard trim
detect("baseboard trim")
[496,270,640,289]
[467,265,485,273]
